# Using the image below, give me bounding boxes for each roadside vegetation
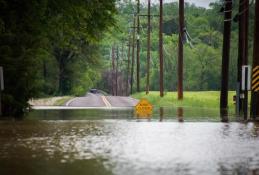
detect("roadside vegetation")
[0,0,116,115]
[132,91,236,109]
[99,1,255,95]
[0,0,256,116]
[29,96,74,106]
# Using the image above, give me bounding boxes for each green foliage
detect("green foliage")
[0,0,116,116]
[99,1,255,94]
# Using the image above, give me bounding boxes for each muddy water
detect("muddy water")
[0,108,259,175]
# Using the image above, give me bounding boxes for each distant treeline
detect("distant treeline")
[98,0,255,94]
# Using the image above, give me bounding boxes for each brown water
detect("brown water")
[0,108,259,175]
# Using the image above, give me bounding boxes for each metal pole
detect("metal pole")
[130,15,136,94]
[178,0,184,100]
[220,0,232,118]
[136,0,140,92]
[159,0,164,97]
[251,0,259,119]
[146,0,151,95]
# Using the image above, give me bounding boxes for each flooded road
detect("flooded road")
[0,108,259,175]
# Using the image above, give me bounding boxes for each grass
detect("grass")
[29,96,74,106]
[132,91,236,109]
[54,96,75,106]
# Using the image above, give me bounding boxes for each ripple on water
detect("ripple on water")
[0,121,259,175]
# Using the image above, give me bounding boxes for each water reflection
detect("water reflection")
[0,120,259,175]
[220,108,229,123]
[159,107,164,122]
[26,106,236,122]
[177,107,184,122]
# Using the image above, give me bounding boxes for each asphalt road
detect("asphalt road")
[66,93,139,107]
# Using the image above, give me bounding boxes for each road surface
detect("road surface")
[66,93,139,107]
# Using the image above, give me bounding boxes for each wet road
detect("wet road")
[66,93,138,107]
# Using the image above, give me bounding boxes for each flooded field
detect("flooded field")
[0,108,259,175]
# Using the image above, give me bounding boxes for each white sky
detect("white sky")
[140,0,218,8]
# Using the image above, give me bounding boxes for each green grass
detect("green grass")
[132,91,236,109]
[53,96,74,106]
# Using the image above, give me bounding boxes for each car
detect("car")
[89,88,98,94]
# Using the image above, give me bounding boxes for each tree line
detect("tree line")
[0,0,116,116]
[98,0,255,95]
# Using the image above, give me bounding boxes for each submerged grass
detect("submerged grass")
[132,91,236,109]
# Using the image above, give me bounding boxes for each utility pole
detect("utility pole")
[126,36,131,96]
[112,46,115,96]
[130,15,136,95]
[220,0,232,118]
[251,0,259,119]
[116,46,119,96]
[146,0,151,95]
[136,0,140,92]
[121,42,125,96]
[178,0,184,100]
[237,0,249,119]
[0,66,3,117]
[159,0,164,97]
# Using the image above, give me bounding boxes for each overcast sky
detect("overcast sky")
[140,0,218,8]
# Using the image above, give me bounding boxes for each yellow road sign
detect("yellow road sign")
[252,66,259,92]
[135,99,153,117]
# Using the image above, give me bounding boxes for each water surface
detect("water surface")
[0,108,258,175]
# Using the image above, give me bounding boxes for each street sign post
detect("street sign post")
[135,99,153,118]
[252,66,259,92]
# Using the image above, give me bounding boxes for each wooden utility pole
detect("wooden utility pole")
[126,36,131,96]
[130,15,136,95]
[178,0,184,100]
[220,0,232,118]
[159,0,164,97]
[237,0,249,119]
[251,0,259,118]
[136,0,140,92]
[146,0,151,95]
[116,46,119,96]
[112,46,115,96]
[0,67,3,117]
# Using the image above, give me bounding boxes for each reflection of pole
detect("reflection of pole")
[146,0,151,95]
[177,107,184,122]
[136,0,140,92]
[159,107,164,122]
[178,0,184,100]
[237,0,249,119]
[130,15,136,94]
[220,0,232,117]
[126,36,131,96]
[251,0,259,119]
[159,0,164,97]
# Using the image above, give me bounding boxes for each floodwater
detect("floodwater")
[0,107,259,175]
